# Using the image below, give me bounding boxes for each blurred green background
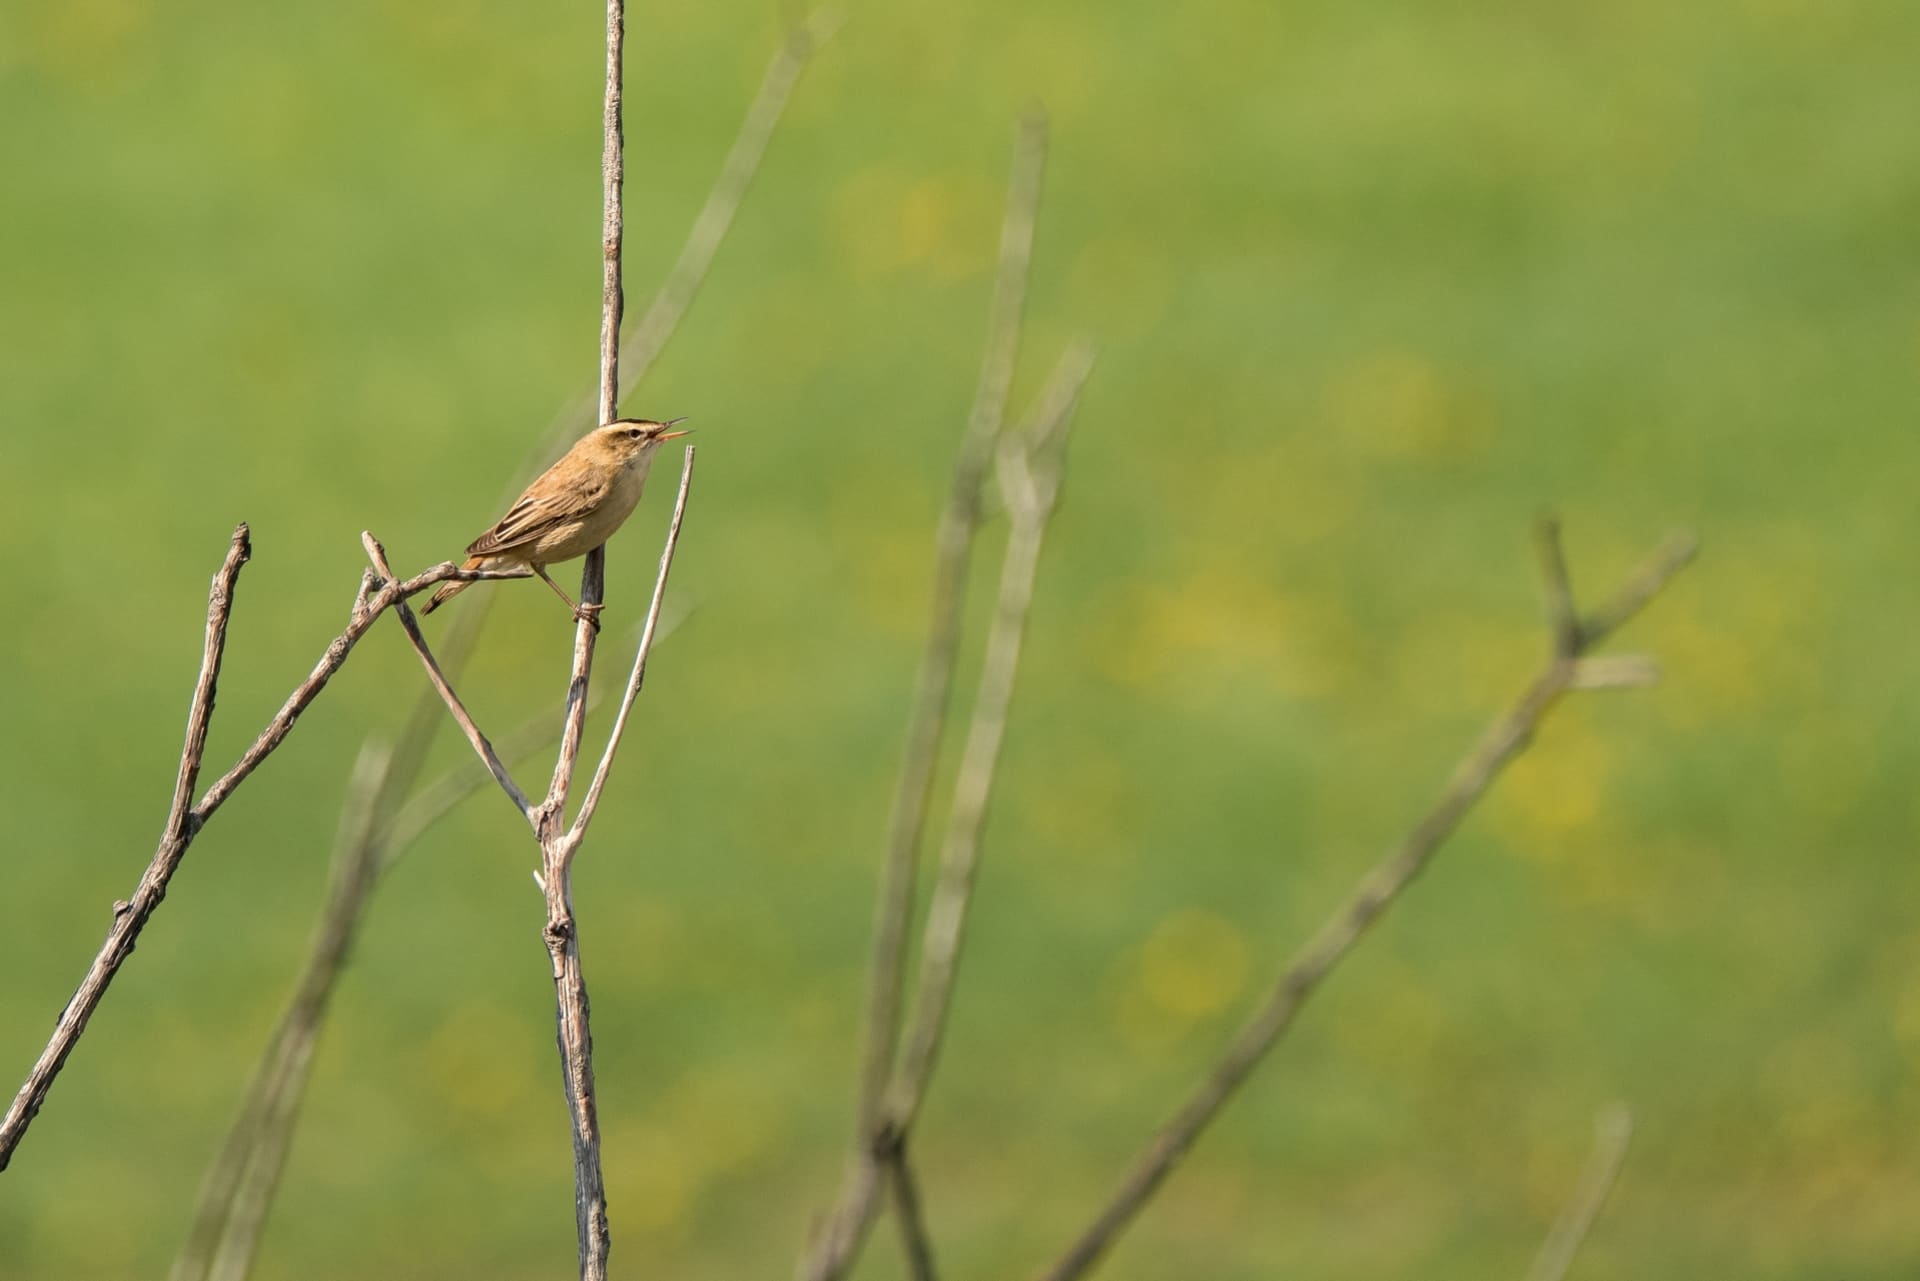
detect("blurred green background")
[4,0,1918,1277]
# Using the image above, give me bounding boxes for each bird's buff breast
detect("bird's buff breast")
[522,452,651,566]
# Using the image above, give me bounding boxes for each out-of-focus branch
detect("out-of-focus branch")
[861,106,1049,1134]
[196,742,389,1281]
[1036,526,1696,1281]
[884,1136,939,1281]
[887,344,1095,1129]
[1526,1104,1634,1281]
[802,107,1050,1281]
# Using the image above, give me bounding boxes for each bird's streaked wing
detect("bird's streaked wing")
[466,478,605,557]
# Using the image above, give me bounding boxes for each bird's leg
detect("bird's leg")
[533,564,603,633]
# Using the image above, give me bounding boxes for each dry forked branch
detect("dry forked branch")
[171,17,827,1276]
[1035,523,1697,1281]
[360,447,694,1281]
[1526,1104,1634,1281]
[801,106,1052,1281]
[0,537,530,1171]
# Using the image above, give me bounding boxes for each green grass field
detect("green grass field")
[4,1,1919,1277]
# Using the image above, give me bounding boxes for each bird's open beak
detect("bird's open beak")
[656,416,691,441]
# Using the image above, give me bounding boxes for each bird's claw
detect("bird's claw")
[574,602,604,634]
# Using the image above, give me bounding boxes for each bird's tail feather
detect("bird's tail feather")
[421,568,474,615]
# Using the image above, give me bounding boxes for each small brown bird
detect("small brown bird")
[422,417,689,625]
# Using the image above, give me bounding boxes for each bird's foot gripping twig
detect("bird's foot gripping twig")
[574,602,604,634]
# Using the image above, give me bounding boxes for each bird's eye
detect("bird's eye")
[626,427,643,440]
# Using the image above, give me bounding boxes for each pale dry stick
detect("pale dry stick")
[0,533,526,1170]
[173,17,823,1268]
[362,534,535,826]
[172,701,604,1281]
[801,108,1050,1281]
[884,1139,939,1281]
[1036,525,1697,1281]
[566,449,697,843]
[888,345,1096,1128]
[1526,1105,1634,1281]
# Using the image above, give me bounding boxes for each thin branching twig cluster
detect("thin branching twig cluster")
[2,6,1695,1280]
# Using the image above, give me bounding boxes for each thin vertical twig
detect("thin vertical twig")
[1526,1105,1634,1281]
[532,4,626,1275]
[597,0,624,428]
[1036,528,1695,1281]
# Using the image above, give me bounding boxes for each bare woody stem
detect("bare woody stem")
[0,532,521,1171]
[1036,525,1696,1281]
